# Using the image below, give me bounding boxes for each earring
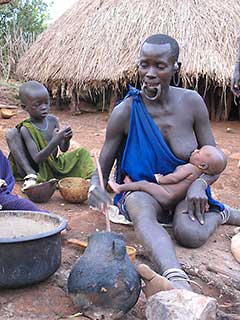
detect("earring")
[173,62,180,86]
[135,58,140,66]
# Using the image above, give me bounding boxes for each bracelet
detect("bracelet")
[196,177,208,189]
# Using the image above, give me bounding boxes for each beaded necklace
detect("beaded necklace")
[30,116,49,132]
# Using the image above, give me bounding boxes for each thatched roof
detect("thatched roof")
[17,0,240,91]
[0,0,11,4]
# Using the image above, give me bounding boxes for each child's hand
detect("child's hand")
[0,179,7,190]
[63,126,73,141]
[53,128,60,136]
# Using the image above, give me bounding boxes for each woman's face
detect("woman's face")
[138,42,175,100]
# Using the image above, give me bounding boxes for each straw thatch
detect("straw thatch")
[16,0,240,118]
[0,0,11,4]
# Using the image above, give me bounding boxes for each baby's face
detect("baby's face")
[24,88,50,120]
[189,148,210,168]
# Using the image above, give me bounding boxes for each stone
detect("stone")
[146,289,216,320]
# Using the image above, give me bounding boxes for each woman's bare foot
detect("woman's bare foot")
[137,264,192,299]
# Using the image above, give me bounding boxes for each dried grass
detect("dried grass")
[16,0,240,92]
[0,0,11,4]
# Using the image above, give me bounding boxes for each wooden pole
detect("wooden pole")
[94,154,111,232]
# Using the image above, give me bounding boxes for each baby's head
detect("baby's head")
[19,81,50,119]
[189,145,227,175]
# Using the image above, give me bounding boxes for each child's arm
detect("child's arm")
[59,126,72,152]
[155,164,194,184]
[20,126,67,164]
[51,116,72,153]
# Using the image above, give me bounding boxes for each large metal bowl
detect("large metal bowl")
[0,210,67,288]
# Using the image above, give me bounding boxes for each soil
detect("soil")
[0,83,240,319]
[0,216,56,238]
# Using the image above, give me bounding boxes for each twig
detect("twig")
[94,153,111,232]
[207,264,240,282]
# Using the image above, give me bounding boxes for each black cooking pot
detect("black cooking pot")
[0,210,67,288]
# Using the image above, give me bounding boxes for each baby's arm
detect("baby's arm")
[155,164,194,184]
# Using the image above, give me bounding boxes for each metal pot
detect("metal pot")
[0,210,67,288]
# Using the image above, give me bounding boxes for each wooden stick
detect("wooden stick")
[207,264,240,282]
[94,153,111,232]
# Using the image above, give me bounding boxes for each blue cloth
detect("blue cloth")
[114,87,224,212]
[0,150,40,211]
[0,149,15,194]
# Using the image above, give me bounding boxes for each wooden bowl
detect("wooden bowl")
[1,108,17,119]
[58,177,90,203]
[24,179,57,203]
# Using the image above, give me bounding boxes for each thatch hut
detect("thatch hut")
[17,0,240,119]
[0,0,11,4]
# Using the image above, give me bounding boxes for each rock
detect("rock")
[146,289,216,320]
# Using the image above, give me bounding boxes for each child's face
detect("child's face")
[24,88,50,120]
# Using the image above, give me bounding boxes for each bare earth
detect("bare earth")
[0,85,240,320]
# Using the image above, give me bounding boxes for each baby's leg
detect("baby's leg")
[109,179,169,204]
[108,179,147,194]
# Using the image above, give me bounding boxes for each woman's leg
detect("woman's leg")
[125,191,191,290]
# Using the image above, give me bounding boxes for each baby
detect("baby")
[109,145,227,209]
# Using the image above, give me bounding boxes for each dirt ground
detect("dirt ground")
[0,83,240,320]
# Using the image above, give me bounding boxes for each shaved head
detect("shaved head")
[142,34,180,62]
[19,80,48,106]
[201,145,227,175]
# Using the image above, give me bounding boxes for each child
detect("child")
[8,81,95,189]
[109,145,227,209]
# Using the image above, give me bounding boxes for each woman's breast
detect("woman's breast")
[161,128,198,161]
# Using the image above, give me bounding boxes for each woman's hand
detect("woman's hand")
[87,184,112,211]
[186,179,208,225]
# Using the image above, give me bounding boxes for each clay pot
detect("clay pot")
[24,179,58,203]
[68,231,141,319]
[58,177,89,203]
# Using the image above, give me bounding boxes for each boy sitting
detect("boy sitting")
[7,81,94,190]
